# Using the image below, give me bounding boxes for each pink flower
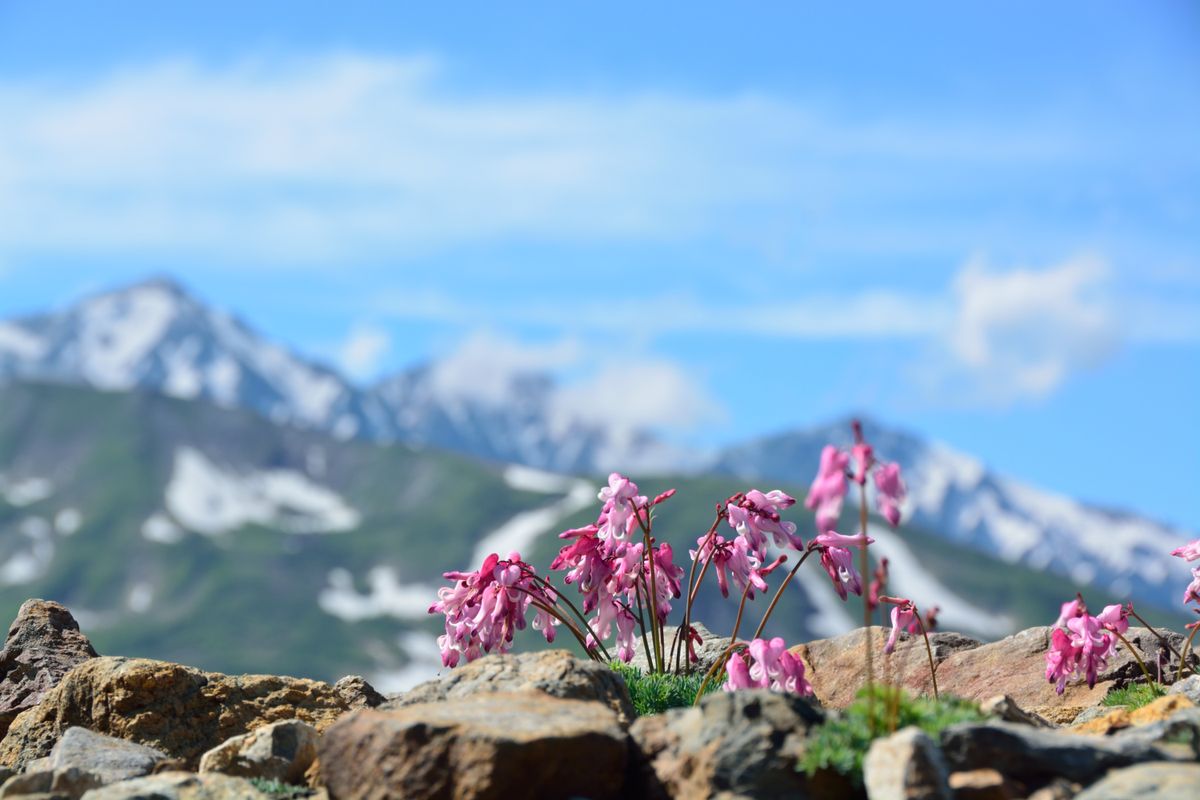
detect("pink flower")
[430,551,558,667]
[1045,627,1080,694]
[727,489,803,556]
[1096,603,1129,635]
[813,529,874,550]
[883,598,917,654]
[1053,594,1085,629]
[1067,614,1112,689]
[819,546,863,600]
[723,638,813,695]
[1183,566,1200,606]
[873,462,906,526]
[597,472,645,541]
[805,446,849,534]
[1172,539,1200,561]
[868,558,889,613]
[851,420,874,486]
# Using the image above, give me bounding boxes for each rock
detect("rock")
[43,728,166,785]
[0,765,100,799]
[320,690,627,800]
[1071,694,1194,735]
[330,676,383,710]
[932,627,1184,724]
[0,657,358,771]
[1107,707,1200,760]
[940,720,1175,786]
[792,627,980,708]
[978,695,1055,728]
[1167,673,1200,705]
[946,769,1020,800]
[1025,779,1082,800]
[629,622,731,676]
[1074,761,1200,799]
[79,772,267,800]
[199,720,317,784]
[629,689,824,800]
[384,649,635,727]
[0,600,98,738]
[863,726,951,800]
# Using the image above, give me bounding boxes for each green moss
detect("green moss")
[247,779,314,798]
[609,661,721,716]
[800,686,986,787]
[1101,682,1165,709]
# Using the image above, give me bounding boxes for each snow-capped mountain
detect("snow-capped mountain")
[0,278,392,441]
[712,418,1195,612]
[0,278,671,471]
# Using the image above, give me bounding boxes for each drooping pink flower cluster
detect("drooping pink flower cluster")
[429,551,558,668]
[550,474,683,662]
[723,637,813,695]
[690,533,786,600]
[685,489,799,604]
[1043,597,1125,694]
[1171,539,1200,609]
[878,595,920,653]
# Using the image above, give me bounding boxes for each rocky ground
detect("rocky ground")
[0,599,1197,799]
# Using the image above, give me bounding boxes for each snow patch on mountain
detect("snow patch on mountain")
[469,469,594,566]
[142,512,185,544]
[0,517,55,584]
[164,446,361,535]
[0,475,53,506]
[54,508,82,535]
[318,567,433,621]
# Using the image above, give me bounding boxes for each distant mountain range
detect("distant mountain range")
[0,277,1193,683]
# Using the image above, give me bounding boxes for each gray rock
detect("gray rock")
[940,720,1175,785]
[629,622,731,675]
[1070,705,1115,726]
[331,675,383,709]
[80,772,266,800]
[1167,673,1200,705]
[0,601,98,739]
[1075,761,1200,799]
[385,649,635,727]
[321,691,628,800]
[46,729,165,785]
[1109,707,1200,759]
[864,727,951,800]
[199,720,317,784]
[630,689,824,800]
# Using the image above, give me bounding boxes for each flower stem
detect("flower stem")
[517,568,612,662]
[1127,607,1185,663]
[913,608,939,700]
[671,512,723,671]
[859,481,874,690]
[636,509,665,673]
[1176,624,1200,684]
[693,641,747,704]
[1111,628,1155,688]
[750,547,815,640]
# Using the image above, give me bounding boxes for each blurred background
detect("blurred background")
[0,1,1196,689]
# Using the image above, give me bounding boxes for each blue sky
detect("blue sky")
[0,2,1197,528]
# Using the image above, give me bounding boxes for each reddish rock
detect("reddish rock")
[0,600,98,738]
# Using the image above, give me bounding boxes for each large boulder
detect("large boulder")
[80,772,267,800]
[41,727,166,785]
[0,600,98,738]
[320,691,628,800]
[199,720,317,784]
[0,657,358,771]
[934,627,1186,724]
[791,627,980,708]
[385,650,635,727]
[629,689,823,800]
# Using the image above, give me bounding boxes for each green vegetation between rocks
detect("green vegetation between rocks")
[1101,681,1166,709]
[610,661,721,716]
[247,779,314,799]
[800,686,986,787]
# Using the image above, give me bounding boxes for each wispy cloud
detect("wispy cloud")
[0,53,1123,264]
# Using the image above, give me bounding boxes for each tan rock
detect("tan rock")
[863,726,951,800]
[947,768,1020,800]
[320,691,628,800]
[0,657,357,771]
[79,771,266,800]
[1070,694,1194,735]
[0,600,98,738]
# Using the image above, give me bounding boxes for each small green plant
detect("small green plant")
[800,686,985,787]
[610,661,720,716]
[248,779,314,799]
[1101,681,1165,709]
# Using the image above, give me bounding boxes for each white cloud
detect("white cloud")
[922,255,1119,404]
[336,323,390,380]
[0,53,1096,264]
[427,330,722,436]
